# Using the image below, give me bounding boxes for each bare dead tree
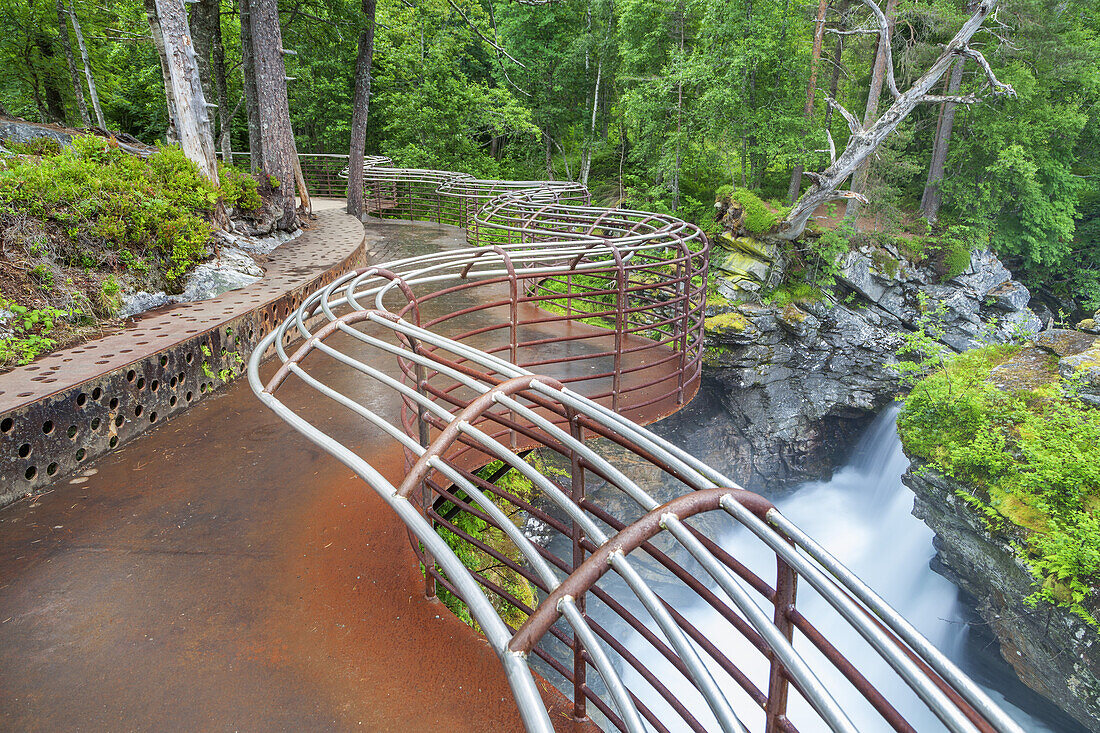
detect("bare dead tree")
[842,0,897,224]
[778,0,1014,240]
[55,0,91,126]
[68,0,106,129]
[786,0,829,204]
[146,0,220,183]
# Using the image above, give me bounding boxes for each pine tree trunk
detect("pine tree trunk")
[845,0,897,224]
[67,2,105,129]
[55,0,90,126]
[786,0,829,204]
[920,56,965,223]
[247,0,299,226]
[346,0,378,218]
[149,0,220,183]
[239,0,263,171]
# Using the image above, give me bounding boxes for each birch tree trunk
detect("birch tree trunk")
[786,0,829,204]
[55,0,90,126]
[239,0,263,171]
[347,0,378,218]
[247,0,300,226]
[148,0,220,183]
[68,1,105,129]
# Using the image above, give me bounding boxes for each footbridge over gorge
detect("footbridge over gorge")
[254,157,1025,733]
[0,153,1025,732]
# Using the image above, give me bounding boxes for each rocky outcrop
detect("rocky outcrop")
[704,239,1041,489]
[905,462,1100,731]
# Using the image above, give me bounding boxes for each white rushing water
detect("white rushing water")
[579,404,1084,732]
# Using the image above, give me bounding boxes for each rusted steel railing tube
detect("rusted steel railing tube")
[765,544,798,733]
[509,488,773,655]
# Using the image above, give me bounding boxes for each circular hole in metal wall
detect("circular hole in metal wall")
[109,397,119,410]
[109,436,118,448]
[92,387,102,400]
[1,417,11,433]
[150,380,159,392]
[41,420,53,435]
[186,353,194,364]
[76,448,86,461]
[67,425,77,440]
[134,405,144,417]
[25,466,36,481]
[135,378,145,390]
[114,415,124,427]
[149,412,157,423]
[159,355,168,367]
[126,370,136,382]
[169,396,177,407]
[47,462,58,476]
[76,392,88,407]
[178,371,185,383]
[186,391,193,401]
[18,443,31,458]
[170,377,177,388]
[90,417,101,430]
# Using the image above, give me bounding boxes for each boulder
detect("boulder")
[988,279,1032,312]
[1058,343,1100,406]
[1036,329,1098,358]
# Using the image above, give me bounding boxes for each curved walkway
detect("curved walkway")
[0,216,585,731]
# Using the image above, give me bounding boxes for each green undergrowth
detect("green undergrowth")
[429,455,547,632]
[0,134,264,369]
[898,344,1100,626]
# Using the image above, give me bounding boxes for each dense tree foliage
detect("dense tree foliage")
[0,0,1097,306]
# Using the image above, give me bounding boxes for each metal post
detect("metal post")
[765,548,798,733]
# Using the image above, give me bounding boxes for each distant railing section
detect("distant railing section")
[250,161,1024,733]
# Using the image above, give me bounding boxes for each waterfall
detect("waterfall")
[581,404,1085,732]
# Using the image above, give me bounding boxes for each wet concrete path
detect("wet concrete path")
[0,220,605,732]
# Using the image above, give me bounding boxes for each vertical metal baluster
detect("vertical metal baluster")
[765,545,798,733]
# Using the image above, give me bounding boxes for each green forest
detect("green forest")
[1,0,1098,308]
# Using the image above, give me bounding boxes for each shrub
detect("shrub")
[0,135,220,290]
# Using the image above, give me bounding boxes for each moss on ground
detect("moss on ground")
[898,344,1100,626]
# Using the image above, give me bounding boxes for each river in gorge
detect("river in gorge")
[534,377,1087,732]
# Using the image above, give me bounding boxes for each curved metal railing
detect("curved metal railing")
[250,158,1023,733]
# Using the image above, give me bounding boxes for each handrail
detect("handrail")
[249,155,1024,733]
